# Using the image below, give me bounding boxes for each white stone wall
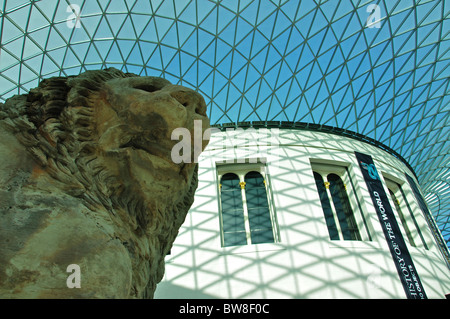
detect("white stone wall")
[155,128,450,299]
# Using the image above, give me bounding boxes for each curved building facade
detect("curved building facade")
[155,124,450,299]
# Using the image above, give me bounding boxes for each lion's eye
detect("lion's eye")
[134,84,159,93]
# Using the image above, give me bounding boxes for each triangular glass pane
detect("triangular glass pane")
[117,40,136,60]
[41,54,60,75]
[6,6,28,31]
[154,16,174,41]
[130,14,151,37]
[1,18,24,44]
[23,53,43,72]
[165,51,181,76]
[117,16,135,39]
[140,18,159,43]
[92,40,113,60]
[23,36,42,59]
[27,5,50,31]
[132,0,152,14]
[105,41,124,62]
[235,17,254,45]
[107,14,128,36]
[70,24,91,44]
[62,47,83,69]
[126,41,144,65]
[0,48,20,69]
[94,16,114,39]
[177,1,197,25]
[19,63,37,83]
[84,44,103,64]
[106,0,128,13]
[217,5,236,34]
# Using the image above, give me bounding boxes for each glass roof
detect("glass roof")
[0,0,449,248]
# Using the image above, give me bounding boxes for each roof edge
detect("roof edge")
[211,121,417,180]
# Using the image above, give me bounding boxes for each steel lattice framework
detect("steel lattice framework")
[0,0,449,247]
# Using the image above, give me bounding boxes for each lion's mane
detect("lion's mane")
[0,68,199,298]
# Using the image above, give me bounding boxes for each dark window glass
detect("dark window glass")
[398,187,428,249]
[220,173,247,246]
[389,188,416,247]
[328,174,361,241]
[245,171,274,244]
[314,172,339,240]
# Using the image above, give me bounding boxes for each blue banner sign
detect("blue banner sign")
[355,152,427,299]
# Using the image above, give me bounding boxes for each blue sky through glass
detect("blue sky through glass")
[0,0,449,246]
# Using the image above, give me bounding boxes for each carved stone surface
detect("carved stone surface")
[0,68,210,298]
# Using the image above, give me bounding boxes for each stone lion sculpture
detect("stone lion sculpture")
[0,68,210,298]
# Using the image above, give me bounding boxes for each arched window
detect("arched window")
[245,171,274,244]
[327,174,361,241]
[384,177,428,249]
[388,188,416,247]
[314,172,339,240]
[311,162,368,241]
[218,166,278,247]
[220,173,247,247]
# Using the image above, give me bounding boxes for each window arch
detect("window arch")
[220,173,247,247]
[245,171,274,244]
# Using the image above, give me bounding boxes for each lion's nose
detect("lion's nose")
[169,89,207,117]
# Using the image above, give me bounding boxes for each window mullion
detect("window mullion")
[240,176,252,245]
[218,179,225,247]
[341,172,363,240]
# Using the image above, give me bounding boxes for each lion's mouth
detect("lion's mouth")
[119,139,190,182]
[121,140,167,160]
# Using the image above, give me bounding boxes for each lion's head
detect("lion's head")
[0,68,210,297]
